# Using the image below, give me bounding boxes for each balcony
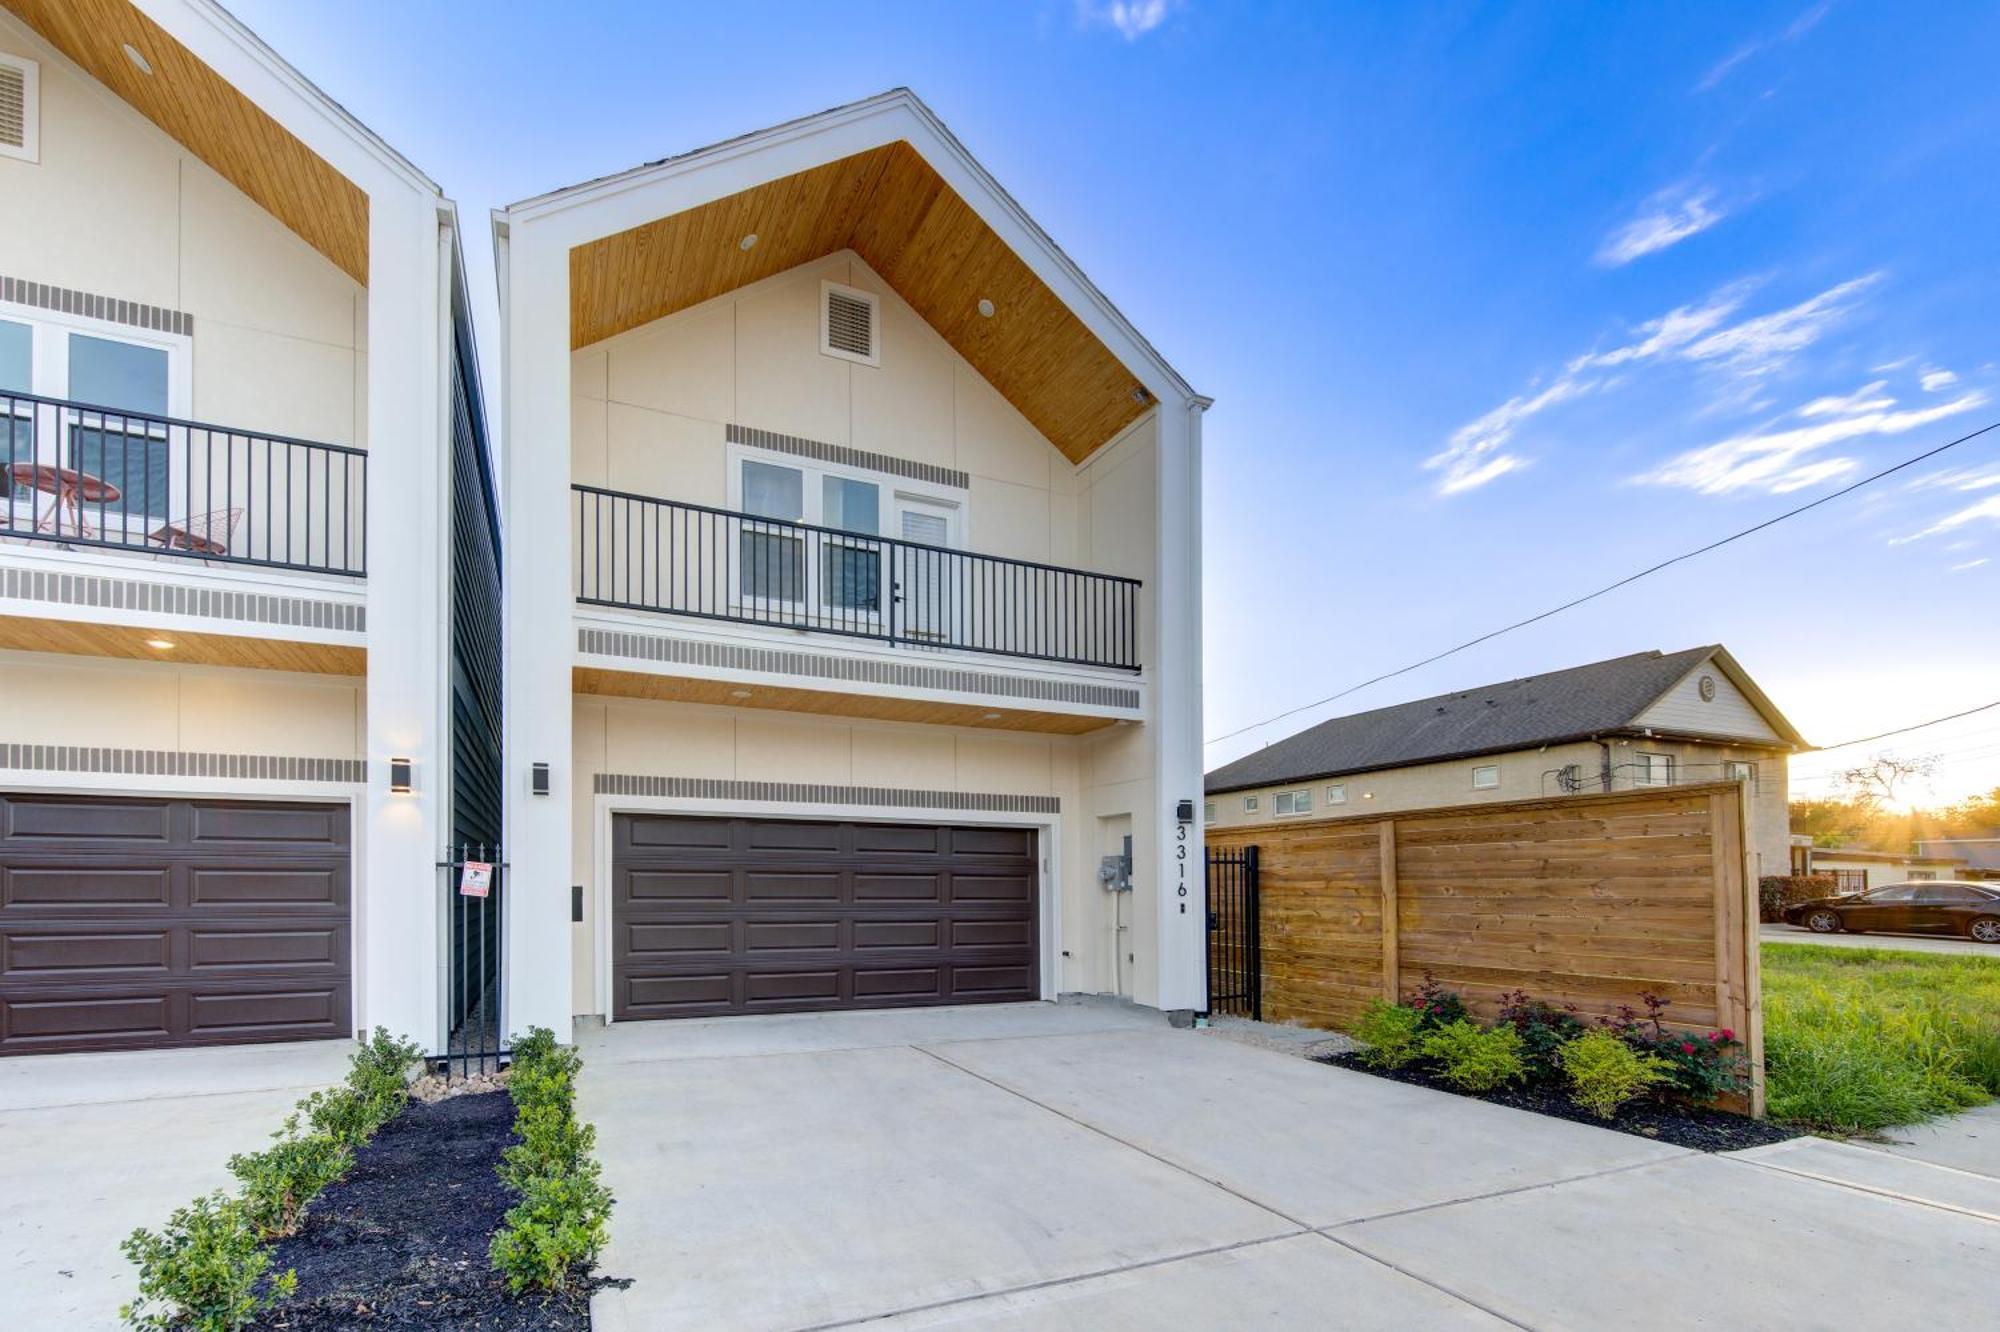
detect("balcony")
[573,484,1140,673]
[0,391,367,675]
[2,390,365,578]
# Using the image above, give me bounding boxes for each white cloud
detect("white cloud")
[1572,288,1750,369]
[1800,381,1894,417]
[1951,557,1991,572]
[1424,376,1589,495]
[1896,494,2000,544]
[1596,186,1726,266]
[1678,273,1881,378]
[1696,1,1830,91]
[1078,0,1172,40]
[1921,367,1960,391]
[1906,463,2000,494]
[1636,390,1988,496]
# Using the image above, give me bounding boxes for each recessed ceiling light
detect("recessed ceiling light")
[144,637,175,650]
[730,689,753,699]
[976,298,995,318]
[122,43,153,75]
[980,712,1002,721]
[738,233,758,251]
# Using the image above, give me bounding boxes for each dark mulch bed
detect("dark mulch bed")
[249,1091,590,1331]
[1319,1052,1800,1152]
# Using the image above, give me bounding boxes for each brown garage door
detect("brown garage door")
[612,814,1038,1019]
[0,794,352,1056]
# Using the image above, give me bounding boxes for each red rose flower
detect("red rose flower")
[1681,1043,1696,1055]
[1720,1028,1735,1041]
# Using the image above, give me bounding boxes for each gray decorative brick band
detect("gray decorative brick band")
[595,772,1059,814]
[0,743,364,783]
[0,566,365,633]
[1,275,194,337]
[728,423,969,490]
[579,626,1141,711]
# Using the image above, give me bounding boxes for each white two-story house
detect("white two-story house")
[0,0,499,1058]
[494,90,1208,1032]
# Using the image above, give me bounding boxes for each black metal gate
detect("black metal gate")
[441,843,504,1078]
[1205,845,1261,1020]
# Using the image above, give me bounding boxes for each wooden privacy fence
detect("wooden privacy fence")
[1207,782,1763,1113]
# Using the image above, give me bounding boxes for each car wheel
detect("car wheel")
[1969,917,2000,945]
[1805,909,1843,934]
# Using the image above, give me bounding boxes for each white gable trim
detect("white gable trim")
[495,89,1205,413]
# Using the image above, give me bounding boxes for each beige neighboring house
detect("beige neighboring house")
[1790,839,1971,893]
[1206,646,1805,878]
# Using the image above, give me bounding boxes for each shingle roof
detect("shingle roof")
[1205,647,1727,794]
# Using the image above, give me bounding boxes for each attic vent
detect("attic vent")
[0,54,36,163]
[820,280,880,367]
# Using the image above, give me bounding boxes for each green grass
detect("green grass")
[1762,943,2000,1135]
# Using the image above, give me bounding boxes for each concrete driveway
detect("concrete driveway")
[1761,922,2000,956]
[0,1039,351,1328]
[578,1001,2000,1330]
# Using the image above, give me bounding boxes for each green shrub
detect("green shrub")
[1558,1030,1672,1119]
[120,1192,296,1332]
[508,1025,559,1071]
[228,1126,352,1240]
[299,1028,421,1147]
[500,1101,598,1192]
[489,1167,613,1295]
[1420,1020,1526,1092]
[1353,1000,1426,1069]
[1601,993,1748,1102]
[508,1044,584,1114]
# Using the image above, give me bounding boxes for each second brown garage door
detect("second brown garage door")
[611,814,1038,1019]
[0,794,352,1057]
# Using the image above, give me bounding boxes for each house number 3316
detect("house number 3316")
[1176,820,1189,912]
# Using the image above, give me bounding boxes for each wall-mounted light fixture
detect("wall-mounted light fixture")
[1175,799,1195,823]
[530,762,551,797]
[388,758,414,794]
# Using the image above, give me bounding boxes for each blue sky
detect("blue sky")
[232,0,2000,804]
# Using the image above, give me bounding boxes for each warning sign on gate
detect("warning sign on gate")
[458,861,493,897]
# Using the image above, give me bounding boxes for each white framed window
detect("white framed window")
[1637,752,1676,787]
[0,53,39,165]
[1471,764,1500,790]
[1724,760,1758,791]
[726,442,962,619]
[1,300,191,534]
[1243,794,1260,813]
[1203,800,1215,823]
[1274,789,1313,816]
[819,280,880,366]
[1325,783,1347,805]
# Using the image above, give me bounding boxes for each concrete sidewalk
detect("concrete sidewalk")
[0,1040,351,1329]
[579,1001,2000,1330]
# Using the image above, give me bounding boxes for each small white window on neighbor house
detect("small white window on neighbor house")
[1471,764,1500,790]
[1203,800,1215,823]
[1724,760,1758,791]
[1326,783,1347,805]
[1638,752,1676,786]
[1243,794,1260,813]
[1275,789,1313,816]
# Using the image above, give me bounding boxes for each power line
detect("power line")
[1206,417,2000,749]
[1802,699,2000,755]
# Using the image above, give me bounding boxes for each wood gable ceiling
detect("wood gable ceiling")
[568,141,1149,464]
[4,0,369,284]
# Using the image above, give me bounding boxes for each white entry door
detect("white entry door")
[894,495,958,644]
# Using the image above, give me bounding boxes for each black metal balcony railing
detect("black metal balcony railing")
[574,484,1141,671]
[1,390,366,577]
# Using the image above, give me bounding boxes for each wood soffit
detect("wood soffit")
[5,0,369,284]
[568,141,1149,463]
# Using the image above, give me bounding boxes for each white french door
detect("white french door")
[893,495,958,643]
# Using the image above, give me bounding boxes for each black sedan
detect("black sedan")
[1783,881,2000,943]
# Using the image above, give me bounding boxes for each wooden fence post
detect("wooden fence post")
[1711,789,1763,1116]
[1379,819,1398,1003]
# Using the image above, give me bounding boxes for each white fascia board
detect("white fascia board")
[134,0,440,201]
[498,89,1205,411]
